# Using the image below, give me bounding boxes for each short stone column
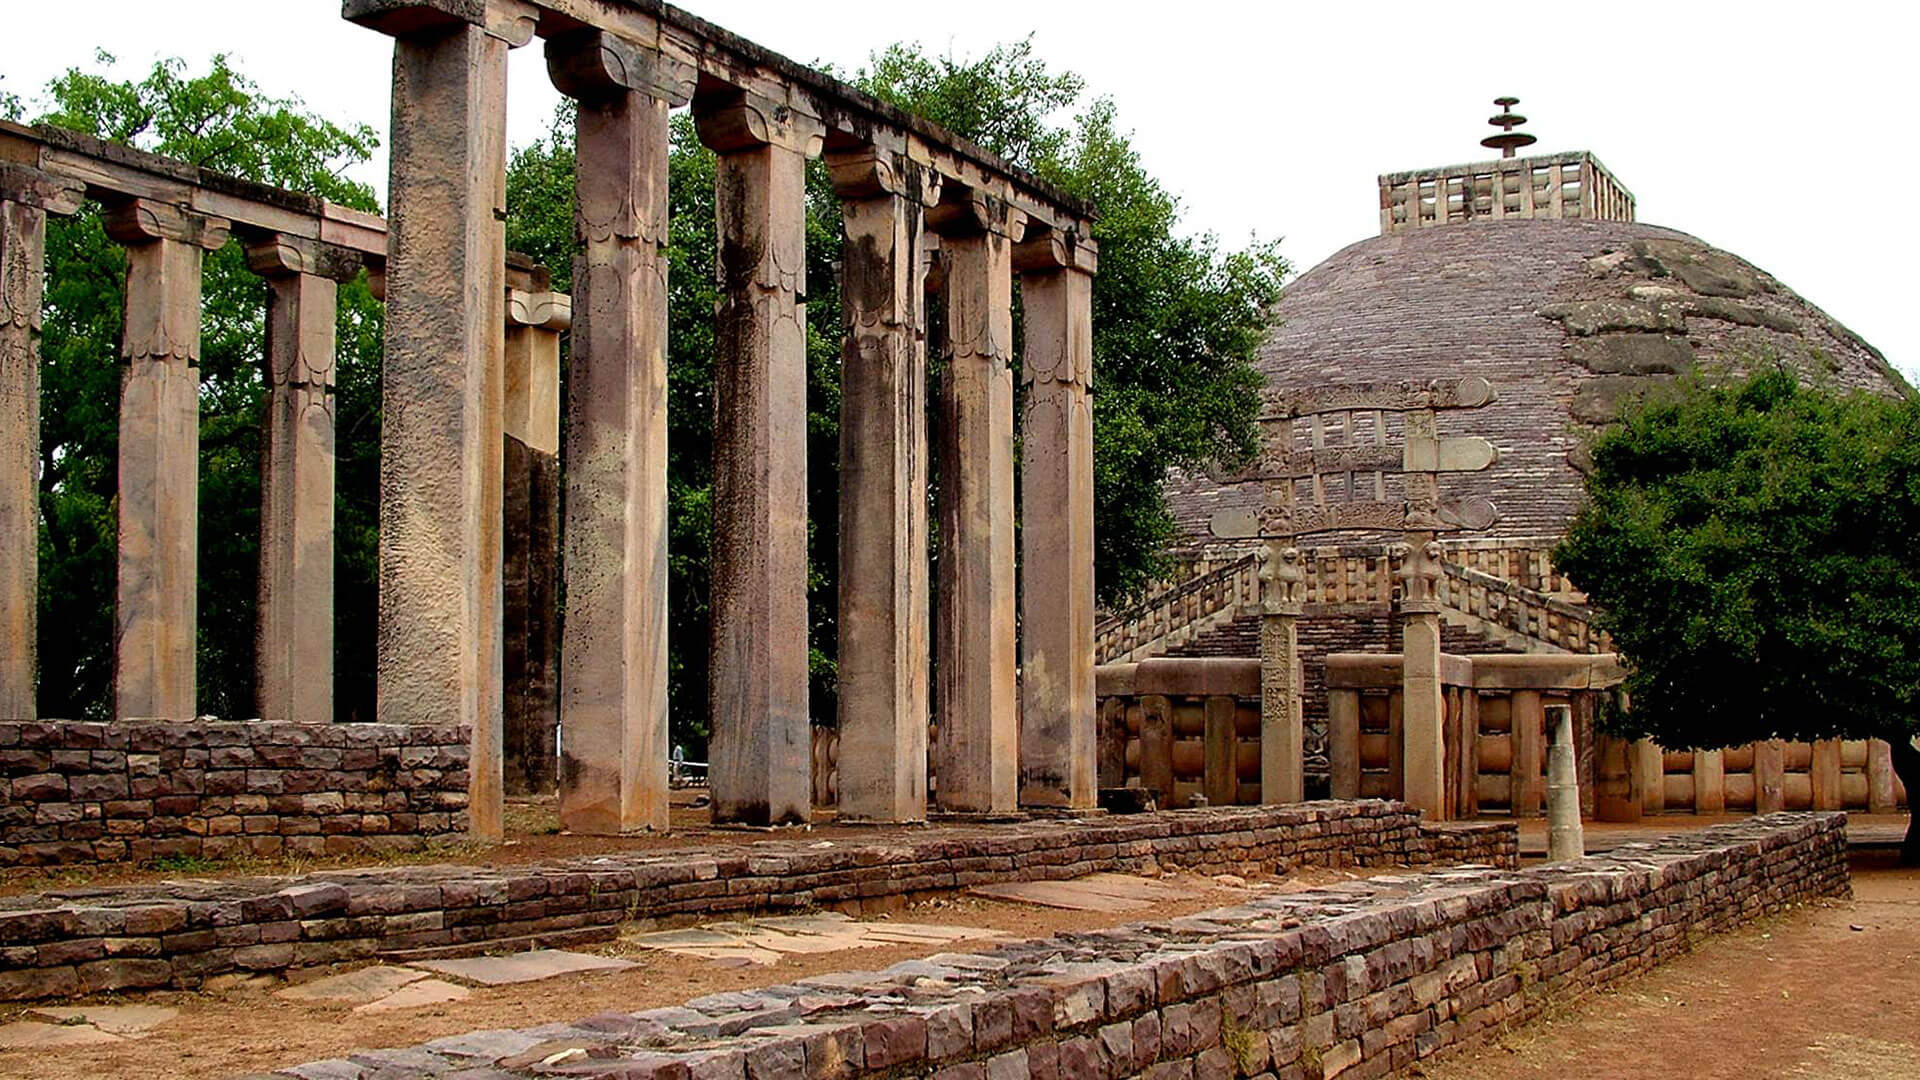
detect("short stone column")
[1256,543,1306,804]
[0,165,81,720]
[696,93,823,826]
[502,280,569,796]
[247,236,360,727]
[829,148,938,823]
[929,192,1025,814]
[102,199,230,720]
[1327,688,1361,799]
[547,31,692,834]
[349,0,520,841]
[1396,535,1447,818]
[1013,230,1098,810]
[1545,703,1585,861]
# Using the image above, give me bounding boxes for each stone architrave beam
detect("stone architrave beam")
[1013,231,1098,810]
[102,199,230,720]
[929,191,1024,814]
[246,236,361,728]
[829,148,938,823]
[546,29,690,835]
[697,92,822,827]
[502,281,569,796]
[0,165,81,720]
[354,1,516,841]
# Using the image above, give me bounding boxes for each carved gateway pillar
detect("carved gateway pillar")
[1397,534,1448,818]
[1015,231,1098,810]
[829,149,938,822]
[103,199,230,720]
[1257,543,1306,804]
[347,0,524,841]
[546,31,689,834]
[247,237,360,727]
[697,92,823,826]
[0,166,81,719]
[930,192,1024,814]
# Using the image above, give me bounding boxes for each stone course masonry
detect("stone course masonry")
[0,802,1509,1001]
[255,812,1846,1080]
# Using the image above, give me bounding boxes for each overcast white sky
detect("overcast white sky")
[4,2,1915,380]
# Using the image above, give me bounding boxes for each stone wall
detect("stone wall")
[0,720,470,868]
[259,812,1846,1080]
[0,802,1512,1000]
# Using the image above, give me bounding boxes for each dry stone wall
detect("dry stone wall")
[0,720,469,868]
[0,802,1511,1001]
[257,813,1846,1080]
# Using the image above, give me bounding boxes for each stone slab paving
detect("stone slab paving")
[277,965,430,1005]
[0,1020,125,1049]
[352,978,470,1014]
[29,1004,178,1035]
[966,871,1203,911]
[415,949,638,986]
[629,913,1004,968]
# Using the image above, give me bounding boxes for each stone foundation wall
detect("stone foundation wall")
[0,721,470,868]
[262,813,1846,1080]
[0,802,1512,1000]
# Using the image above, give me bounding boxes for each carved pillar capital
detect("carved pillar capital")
[546,28,695,107]
[1258,542,1306,617]
[927,186,1027,241]
[694,91,825,157]
[1012,226,1099,277]
[1394,534,1446,613]
[825,148,942,205]
[506,287,572,333]
[102,199,230,251]
[0,163,83,217]
[245,234,365,283]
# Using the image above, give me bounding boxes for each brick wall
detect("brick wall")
[261,813,1846,1080]
[0,802,1513,1001]
[0,720,470,868]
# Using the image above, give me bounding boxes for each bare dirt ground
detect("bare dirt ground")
[0,868,1378,1080]
[1417,851,1920,1080]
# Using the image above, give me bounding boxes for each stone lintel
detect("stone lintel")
[244,234,366,283]
[0,163,83,216]
[1011,227,1098,277]
[546,28,695,107]
[693,91,826,157]
[926,186,1027,240]
[101,199,230,251]
[344,0,536,45]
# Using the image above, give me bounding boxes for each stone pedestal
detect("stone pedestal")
[1013,235,1097,810]
[248,237,356,727]
[365,14,512,840]
[697,95,821,826]
[830,149,936,822]
[103,200,229,720]
[502,284,568,796]
[548,30,690,835]
[929,195,1023,815]
[0,167,80,720]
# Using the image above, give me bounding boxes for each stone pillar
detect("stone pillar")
[546,30,691,834]
[350,0,520,841]
[1327,688,1361,800]
[0,165,80,719]
[102,200,230,720]
[1694,747,1726,814]
[247,237,358,726]
[828,148,938,822]
[696,93,822,826]
[1013,230,1098,810]
[1810,738,1842,812]
[928,191,1024,815]
[502,280,569,795]
[1396,536,1446,818]
[1545,703,1585,861]
[1254,543,1305,804]
[1754,738,1786,814]
[1634,739,1666,815]
[1509,689,1544,818]
[1868,739,1898,814]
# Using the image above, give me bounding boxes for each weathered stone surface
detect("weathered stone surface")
[1568,374,1675,424]
[1537,299,1682,336]
[1566,333,1694,376]
[502,282,567,798]
[416,949,636,986]
[354,976,472,1013]
[277,964,429,1004]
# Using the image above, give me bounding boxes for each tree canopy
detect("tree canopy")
[1555,368,1920,859]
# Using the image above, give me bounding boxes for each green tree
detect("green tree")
[28,53,382,721]
[1556,369,1920,863]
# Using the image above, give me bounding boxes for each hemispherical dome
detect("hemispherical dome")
[1168,218,1907,547]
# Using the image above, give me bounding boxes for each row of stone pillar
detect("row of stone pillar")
[355,4,1103,830]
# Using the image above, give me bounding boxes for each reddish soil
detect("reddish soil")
[1417,851,1920,1080]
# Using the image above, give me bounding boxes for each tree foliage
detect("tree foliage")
[1555,369,1920,858]
[27,54,382,721]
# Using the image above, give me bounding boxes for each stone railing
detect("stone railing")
[1095,554,1261,663]
[1095,658,1263,808]
[1594,733,1909,820]
[1379,149,1635,234]
[1436,563,1611,654]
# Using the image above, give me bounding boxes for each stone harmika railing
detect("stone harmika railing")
[1096,538,1605,663]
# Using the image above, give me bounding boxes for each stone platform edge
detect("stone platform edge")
[258,811,1849,1080]
[0,801,1513,1000]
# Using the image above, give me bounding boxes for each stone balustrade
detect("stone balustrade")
[1379,150,1635,234]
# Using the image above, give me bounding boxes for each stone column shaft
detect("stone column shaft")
[831,151,935,822]
[0,167,80,719]
[503,285,568,796]
[1327,689,1361,800]
[1014,238,1097,810]
[548,28,690,833]
[698,95,821,826]
[104,200,229,720]
[931,200,1022,815]
[1397,534,1446,818]
[373,20,511,840]
[1254,543,1306,805]
[248,238,353,727]
[1510,689,1544,817]
[1693,747,1726,814]
[1633,738,1666,815]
